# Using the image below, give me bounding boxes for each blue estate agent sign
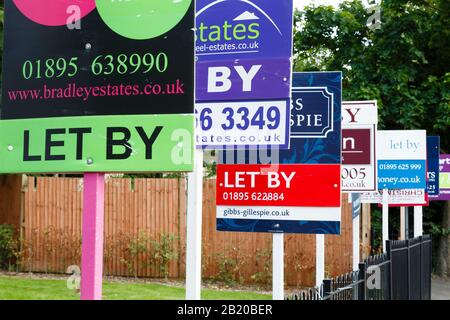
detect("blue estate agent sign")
[377,130,427,190]
[280,72,342,164]
[427,136,440,196]
[218,71,342,165]
[216,71,342,235]
[195,0,293,100]
[195,0,293,60]
[195,0,294,149]
[290,87,333,138]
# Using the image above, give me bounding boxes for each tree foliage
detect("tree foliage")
[294,0,450,264]
[294,0,449,151]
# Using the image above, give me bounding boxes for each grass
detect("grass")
[0,276,271,300]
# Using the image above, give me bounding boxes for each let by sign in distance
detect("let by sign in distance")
[377,130,427,190]
[341,101,378,192]
[430,154,450,201]
[361,189,427,205]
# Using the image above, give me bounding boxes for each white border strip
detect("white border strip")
[217,205,341,221]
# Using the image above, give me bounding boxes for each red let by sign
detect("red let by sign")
[216,164,341,207]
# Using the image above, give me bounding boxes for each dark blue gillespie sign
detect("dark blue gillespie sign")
[217,72,342,234]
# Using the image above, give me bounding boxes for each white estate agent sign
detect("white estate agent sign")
[361,189,426,205]
[377,130,427,190]
[341,101,378,192]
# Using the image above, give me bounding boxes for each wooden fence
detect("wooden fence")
[14,176,352,287]
[0,175,22,229]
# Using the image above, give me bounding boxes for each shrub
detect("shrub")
[150,233,178,280]
[251,247,272,285]
[212,246,246,285]
[0,224,19,271]
[119,231,150,278]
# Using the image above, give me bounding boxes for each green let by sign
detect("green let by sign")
[0,115,194,173]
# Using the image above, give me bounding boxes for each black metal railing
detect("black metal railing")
[389,234,432,300]
[285,235,432,301]
[285,286,323,300]
[322,268,364,300]
[365,251,391,300]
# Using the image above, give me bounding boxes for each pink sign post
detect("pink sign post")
[81,173,105,300]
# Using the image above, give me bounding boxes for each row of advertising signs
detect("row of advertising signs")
[0,1,447,237]
[1,0,296,172]
[215,88,447,233]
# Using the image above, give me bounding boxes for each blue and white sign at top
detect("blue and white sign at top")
[195,0,294,149]
[377,130,427,190]
[195,0,293,61]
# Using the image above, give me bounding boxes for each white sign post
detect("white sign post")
[272,233,285,300]
[414,206,423,237]
[382,189,389,252]
[315,234,325,286]
[353,214,360,270]
[350,193,361,270]
[186,149,204,300]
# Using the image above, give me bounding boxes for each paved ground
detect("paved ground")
[432,277,450,300]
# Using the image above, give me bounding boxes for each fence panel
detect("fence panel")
[19,176,353,286]
[365,252,390,300]
[389,236,432,300]
[409,237,422,300]
[287,235,432,301]
[421,235,432,300]
[390,239,410,300]
[0,175,22,229]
